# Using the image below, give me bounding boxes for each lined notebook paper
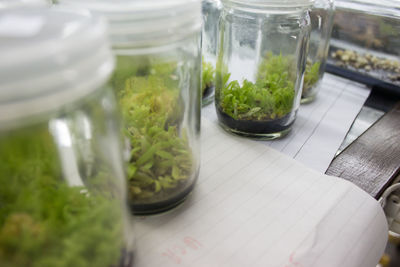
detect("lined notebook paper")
[134,119,387,267]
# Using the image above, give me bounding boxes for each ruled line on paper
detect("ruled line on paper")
[137,132,289,262]
[141,165,311,266]
[339,203,382,263]
[339,208,385,267]
[199,138,263,183]
[250,179,353,267]
[357,222,388,267]
[293,84,346,159]
[200,130,219,153]
[271,184,351,266]
[194,170,340,267]
[300,186,386,267]
[198,124,277,186]
[136,129,281,257]
[275,98,324,154]
[189,167,314,266]
[136,122,285,262]
[273,186,368,267]
[310,190,368,266]
[293,82,369,172]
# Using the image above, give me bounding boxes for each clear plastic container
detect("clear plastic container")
[301,0,334,103]
[216,0,313,139]
[328,0,400,90]
[202,0,222,106]
[332,0,400,56]
[59,0,202,215]
[0,8,134,267]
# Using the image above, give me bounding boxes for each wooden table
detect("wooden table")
[326,88,400,199]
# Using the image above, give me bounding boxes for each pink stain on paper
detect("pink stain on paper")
[161,236,203,264]
[284,253,303,267]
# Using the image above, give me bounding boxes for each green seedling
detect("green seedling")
[303,60,321,96]
[0,127,123,267]
[217,53,295,121]
[113,60,194,202]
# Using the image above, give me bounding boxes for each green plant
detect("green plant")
[217,53,295,121]
[202,60,215,96]
[114,61,194,202]
[303,60,320,96]
[0,127,123,267]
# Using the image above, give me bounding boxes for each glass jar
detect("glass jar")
[302,0,335,103]
[0,8,134,267]
[59,0,202,215]
[216,0,313,139]
[201,0,222,106]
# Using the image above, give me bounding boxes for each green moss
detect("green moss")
[217,53,295,121]
[113,60,194,202]
[303,60,321,96]
[0,127,123,267]
[202,60,215,96]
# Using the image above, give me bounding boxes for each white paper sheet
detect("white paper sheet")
[202,73,371,173]
[134,119,387,267]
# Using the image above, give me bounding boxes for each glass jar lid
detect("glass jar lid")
[58,0,202,48]
[0,7,114,127]
[0,0,49,9]
[222,0,314,8]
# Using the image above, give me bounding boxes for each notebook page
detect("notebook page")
[134,118,387,267]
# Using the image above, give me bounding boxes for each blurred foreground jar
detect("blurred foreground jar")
[301,0,335,103]
[0,8,134,267]
[201,0,222,106]
[216,0,313,139]
[59,0,202,215]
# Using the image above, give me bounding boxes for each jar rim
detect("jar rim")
[0,7,114,124]
[58,0,202,47]
[0,0,48,9]
[222,0,314,8]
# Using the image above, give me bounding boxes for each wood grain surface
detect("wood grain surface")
[326,103,400,199]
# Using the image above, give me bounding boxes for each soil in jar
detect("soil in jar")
[202,84,215,100]
[216,106,293,134]
[113,58,197,214]
[216,52,296,136]
[0,127,128,267]
[129,173,198,215]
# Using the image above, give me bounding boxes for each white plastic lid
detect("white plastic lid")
[0,0,49,9]
[58,0,202,48]
[222,0,314,8]
[0,7,114,126]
